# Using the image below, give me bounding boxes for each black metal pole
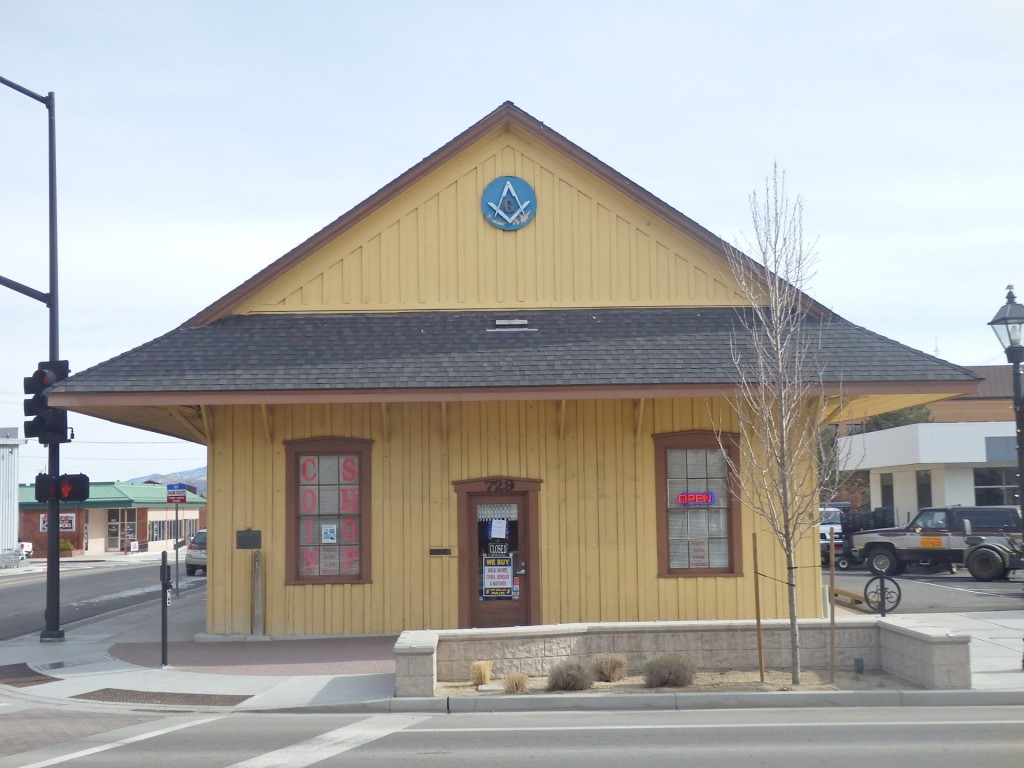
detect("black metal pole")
[174,503,180,596]
[41,445,62,640]
[40,90,63,641]
[46,91,58,355]
[161,551,169,667]
[1009,350,1024,511]
[1,76,64,640]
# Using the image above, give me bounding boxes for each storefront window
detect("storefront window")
[916,469,932,509]
[654,431,740,576]
[974,467,1019,505]
[105,508,137,552]
[286,437,372,584]
[880,473,894,509]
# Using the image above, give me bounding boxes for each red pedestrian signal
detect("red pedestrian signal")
[57,473,90,502]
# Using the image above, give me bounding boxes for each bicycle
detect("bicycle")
[863,574,902,614]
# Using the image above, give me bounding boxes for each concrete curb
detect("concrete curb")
[279,688,1024,715]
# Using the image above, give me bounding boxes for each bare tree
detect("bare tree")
[719,165,844,684]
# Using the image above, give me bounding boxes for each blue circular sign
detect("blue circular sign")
[481,176,536,230]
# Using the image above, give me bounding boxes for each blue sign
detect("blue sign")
[166,483,187,503]
[481,176,536,230]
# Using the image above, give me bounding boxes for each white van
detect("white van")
[819,505,848,568]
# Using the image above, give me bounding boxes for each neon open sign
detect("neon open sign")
[677,492,714,505]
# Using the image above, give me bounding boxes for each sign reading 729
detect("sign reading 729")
[485,479,515,492]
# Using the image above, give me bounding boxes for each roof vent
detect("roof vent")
[488,318,537,333]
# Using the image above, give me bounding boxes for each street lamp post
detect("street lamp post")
[988,287,1024,511]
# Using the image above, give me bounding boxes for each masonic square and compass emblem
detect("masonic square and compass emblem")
[480,176,536,230]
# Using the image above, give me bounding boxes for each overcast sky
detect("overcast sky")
[2,1,1022,486]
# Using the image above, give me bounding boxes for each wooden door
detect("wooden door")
[455,478,541,629]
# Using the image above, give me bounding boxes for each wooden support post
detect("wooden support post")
[753,532,765,683]
[829,528,836,684]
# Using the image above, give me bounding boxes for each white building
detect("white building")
[0,427,25,556]
[840,420,1018,527]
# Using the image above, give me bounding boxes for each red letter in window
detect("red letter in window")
[301,548,319,575]
[300,517,316,545]
[301,457,318,483]
[341,456,358,483]
[340,516,359,544]
[341,547,360,574]
[340,487,360,512]
[301,488,319,514]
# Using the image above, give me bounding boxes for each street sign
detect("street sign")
[166,483,187,504]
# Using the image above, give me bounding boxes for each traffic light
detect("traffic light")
[23,360,70,445]
[57,473,90,502]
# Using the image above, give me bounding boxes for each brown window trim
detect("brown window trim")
[285,437,373,586]
[653,430,741,578]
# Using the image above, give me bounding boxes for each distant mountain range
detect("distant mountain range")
[127,466,208,496]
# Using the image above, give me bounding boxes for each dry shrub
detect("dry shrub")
[642,653,696,688]
[546,660,594,691]
[503,672,529,694]
[590,652,628,682]
[470,660,493,686]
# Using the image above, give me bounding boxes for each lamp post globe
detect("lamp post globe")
[989,286,1024,510]
[989,287,1024,362]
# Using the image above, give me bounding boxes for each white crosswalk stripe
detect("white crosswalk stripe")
[227,715,430,768]
[13,715,227,768]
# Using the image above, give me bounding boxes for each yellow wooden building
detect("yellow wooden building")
[52,103,977,637]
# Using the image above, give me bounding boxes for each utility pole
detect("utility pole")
[0,74,65,640]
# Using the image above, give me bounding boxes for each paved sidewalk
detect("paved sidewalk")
[1,557,1023,712]
[0,589,401,712]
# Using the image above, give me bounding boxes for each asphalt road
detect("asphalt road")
[0,559,205,641]
[1,707,1021,767]
[829,565,1024,614]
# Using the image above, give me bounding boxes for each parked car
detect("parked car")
[849,506,1023,577]
[185,529,207,576]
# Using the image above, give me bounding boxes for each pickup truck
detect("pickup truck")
[848,505,1023,577]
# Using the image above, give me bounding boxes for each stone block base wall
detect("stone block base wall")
[394,630,439,697]
[393,618,971,697]
[878,617,972,689]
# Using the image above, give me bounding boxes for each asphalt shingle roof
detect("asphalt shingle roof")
[57,308,977,396]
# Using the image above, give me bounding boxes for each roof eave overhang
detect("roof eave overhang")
[52,379,979,408]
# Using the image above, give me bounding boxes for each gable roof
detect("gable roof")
[186,101,827,326]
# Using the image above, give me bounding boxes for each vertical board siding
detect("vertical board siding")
[207,397,823,636]
[236,130,743,316]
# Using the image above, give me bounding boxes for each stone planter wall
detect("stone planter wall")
[393,618,971,697]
